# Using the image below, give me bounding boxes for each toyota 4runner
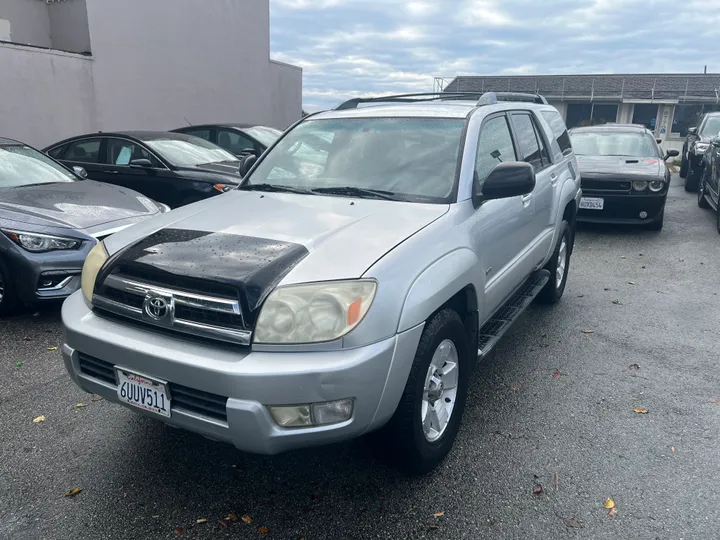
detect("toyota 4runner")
[62,92,581,473]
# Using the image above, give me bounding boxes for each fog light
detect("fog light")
[312,399,354,425]
[632,181,648,191]
[269,405,312,427]
[639,211,648,219]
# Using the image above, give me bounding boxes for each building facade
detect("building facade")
[441,74,720,153]
[0,0,302,148]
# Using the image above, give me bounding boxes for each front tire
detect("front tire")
[0,258,18,317]
[537,220,571,305]
[375,309,471,474]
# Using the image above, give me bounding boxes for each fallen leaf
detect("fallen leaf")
[612,299,623,305]
[629,364,640,370]
[577,294,584,298]
[641,265,646,269]
[603,287,610,291]
[604,497,615,509]
[671,446,676,453]
[90,395,104,402]
[628,281,636,285]
[552,369,561,379]
[510,385,521,391]
[540,332,547,338]
[426,524,440,531]
[708,397,720,404]
[227,513,239,522]
[607,507,617,518]
[679,259,684,262]
[241,514,253,525]
[581,330,594,334]
[433,511,445,518]
[554,471,559,491]
[564,517,583,529]
[175,528,184,536]
[33,312,40,317]
[620,256,626,259]
[639,253,644,256]
[63,488,82,497]
[152,515,160,519]
[15,362,22,367]
[33,415,46,423]
[47,346,58,351]
[196,518,208,525]
[218,519,229,529]
[634,408,649,414]
[533,484,543,495]
[75,403,87,408]
[257,527,269,534]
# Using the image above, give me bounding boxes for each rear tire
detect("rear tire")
[0,258,18,317]
[537,220,571,305]
[374,309,471,474]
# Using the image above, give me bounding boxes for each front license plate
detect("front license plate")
[116,368,171,417]
[580,197,604,210]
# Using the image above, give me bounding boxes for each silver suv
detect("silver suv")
[62,92,581,473]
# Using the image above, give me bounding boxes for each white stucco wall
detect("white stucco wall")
[0,0,51,47]
[48,0,91,54]
[0,42,97,148]
[84,0,279,131]
[269,60,303,129]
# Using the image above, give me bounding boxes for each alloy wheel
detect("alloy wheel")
[556,237,568,289]
[422,339,459,442]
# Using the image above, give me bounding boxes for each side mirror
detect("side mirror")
[688,127,698,135]
[712,137,720,148]
[130,158,153,168]
[664,149,680,160]
[478,162,536,204]
[239,154,257,177]
[72,166,88,178]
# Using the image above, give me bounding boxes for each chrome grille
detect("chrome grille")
[93,274,251,346]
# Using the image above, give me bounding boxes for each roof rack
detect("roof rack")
[335,92,487,110]
[477,92,548,105]
[334,91,548,110]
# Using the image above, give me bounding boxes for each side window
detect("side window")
[541,110,572,159]
[474,115,517,193]
[106,139,161,167]
[511,113,548,172]
[182,129,211,141]
[47,144,68,159]
[532,115,552,166]
[217,130,255,155]
[65,139,103,163]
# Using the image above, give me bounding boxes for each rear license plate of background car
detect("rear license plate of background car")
[580,197,604,210]
[116,368,171,417]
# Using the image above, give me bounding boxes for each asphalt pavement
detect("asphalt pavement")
[2,174,719,540]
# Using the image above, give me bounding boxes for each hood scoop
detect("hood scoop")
[625,159,639,164]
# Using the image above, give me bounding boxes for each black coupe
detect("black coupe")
[170,124,283,158]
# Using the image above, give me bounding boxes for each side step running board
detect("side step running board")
[477,269,550,358]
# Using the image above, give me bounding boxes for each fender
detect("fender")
[544,175,580,263]
[397,248,480,333]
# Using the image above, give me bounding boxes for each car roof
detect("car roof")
[0,136,22,145]
[570,123,653,135]
[108,131,201,142]
[173,123,262,130]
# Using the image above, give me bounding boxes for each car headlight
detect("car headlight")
[649,180,665,192]
[81,241,108,304]
[2,230,81,253]
[632,181,648,191]
[253,280,377,344]
[695,142,710,154]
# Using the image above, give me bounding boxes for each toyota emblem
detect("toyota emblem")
[143,295,171,321]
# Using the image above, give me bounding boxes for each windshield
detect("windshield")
[700,117,720,137]
[245,118,464,203]
[242,126,282,148]
[145,138,238,167]
[570,131,659,158]
[0,144,76,188]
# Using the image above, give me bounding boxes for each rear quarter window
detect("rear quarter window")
[541,110,573,160]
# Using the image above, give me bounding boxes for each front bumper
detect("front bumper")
[577,192,667,225]
[61,292,424,455]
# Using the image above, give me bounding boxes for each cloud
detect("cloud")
[269,0,720,112]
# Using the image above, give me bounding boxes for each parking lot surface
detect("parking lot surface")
[1,175,719,540]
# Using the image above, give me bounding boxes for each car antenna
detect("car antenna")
[184,117,192,126]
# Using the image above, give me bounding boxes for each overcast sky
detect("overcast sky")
[269,0,719,112]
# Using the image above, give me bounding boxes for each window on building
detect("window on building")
[565,103,618,129]
[474,115,517,193]
[631,104,659,131]
[672,104,720,137]
[541,110,573,159]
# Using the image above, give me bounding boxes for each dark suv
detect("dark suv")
[680,112,720,192]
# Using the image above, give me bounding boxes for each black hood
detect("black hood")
[576,155,665,180]
[101,228,308,323]
[175,162,242,184]
[0,180,161,229]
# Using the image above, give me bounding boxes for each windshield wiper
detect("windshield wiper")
[311,186,398,201]
[238,183,315,195]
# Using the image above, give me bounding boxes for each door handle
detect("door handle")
[103,170,119,174]
[550,173,558,186]
[521,194,533,207]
